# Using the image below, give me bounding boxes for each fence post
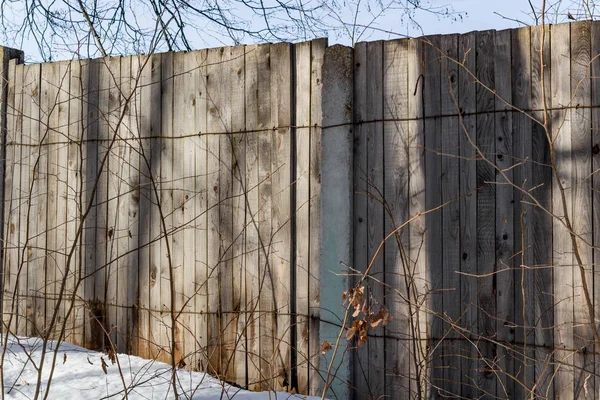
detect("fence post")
[0,46,24,323]
[319,44,353,399]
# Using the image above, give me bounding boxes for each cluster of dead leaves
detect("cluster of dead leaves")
[320,286,393,355]
[343,286,392,347]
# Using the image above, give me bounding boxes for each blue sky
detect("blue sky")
[1,0,583,61]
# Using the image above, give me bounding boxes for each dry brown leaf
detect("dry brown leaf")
[100,357,108,375]
[320,341,332,354]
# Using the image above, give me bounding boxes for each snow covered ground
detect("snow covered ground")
[0,336,320,399]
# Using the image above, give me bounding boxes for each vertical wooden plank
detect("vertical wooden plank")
[244,44,262,390]
[422,35,442,400]
[20,63,38,337]
[382,38,410,398]
[494,28,515,399]
[115,56,132,353]
[570,20,593,399]
[30,62,46,337]
[256,43,274,389]
[67,60,83,345]
[95,58,110,349]
[172,50,192,366]
[146,52,163,361]
[511,25,536,399]
[591,20,600,400]
[42,60,64,339]
[55,62,70,340]
[218,46,235,382]
[128,55,141,354]
[3,59,18,332]
[551,22,574,400]
[206,46,223,375]
[530,23,554,398]
[15,63,27,336]
[105,56,121,350]
[82,58,100,349]
[270,42,292,392]
[458,30,478,398]
[294,40,311,394]
[193,49,209,372]
[365,40,385,399]
[308,38,326,396]
[138,55,152,359]
[439,33,461,398]
[230,44,246,385]
[475,29,497,398]
[352,41,370,399]
[159,52,174,364]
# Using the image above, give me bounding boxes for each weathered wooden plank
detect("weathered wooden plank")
[42,65,60,339]
[193,49,209,372]
[218,46,235,382]
[590,20,600,400]
[511,25,535,399]
[127,55,141,354]
[458,30,478,398]
[55,61,70,340]
[256,43,274,389]
[30,62,46,337]
[244,43,261,390]
[3,58,19,332]
[205,46,224,375]
[15,63,28,336]
[364,40,385,399]
[146,53,163,361]
[230,44,246,385]
[82,58,100,349]
[270,42,292,392]
[423,35,442,400]
[105,56,121,351]
[570,20,594,399]
[382,38,410,398]
[66,60,83,345]
[550,22,574,400]
[159,52,174,364]
[294,40,311,394]
[475,29,497,398]
[530,23,554,398]
[115,56,132,353]
[493,28,515,399]
[308,38,326,396]
[94,57,110,350]
[352,41,370,399]
[439,33,461,398]
[138,55,152,359]
[172,50,192,366]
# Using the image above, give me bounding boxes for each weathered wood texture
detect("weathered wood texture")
[349,20,594,400]
[3,20,600,399]
[0,40,326,395]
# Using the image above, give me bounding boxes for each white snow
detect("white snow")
[0,336,320,399]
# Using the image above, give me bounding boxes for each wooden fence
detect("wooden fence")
[0,40,325,395]
[2,20,600,400]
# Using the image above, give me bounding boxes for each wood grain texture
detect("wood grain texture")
[551,22,574,400]
[308,39,326,396]
[493,29,515,399]
[294,40,311,394]
[352,41,370,399]
[382,38,409,398]
[530,24,554,398]
[439,33,461,398]
[569,20,593,400]
[457,30,478,399]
